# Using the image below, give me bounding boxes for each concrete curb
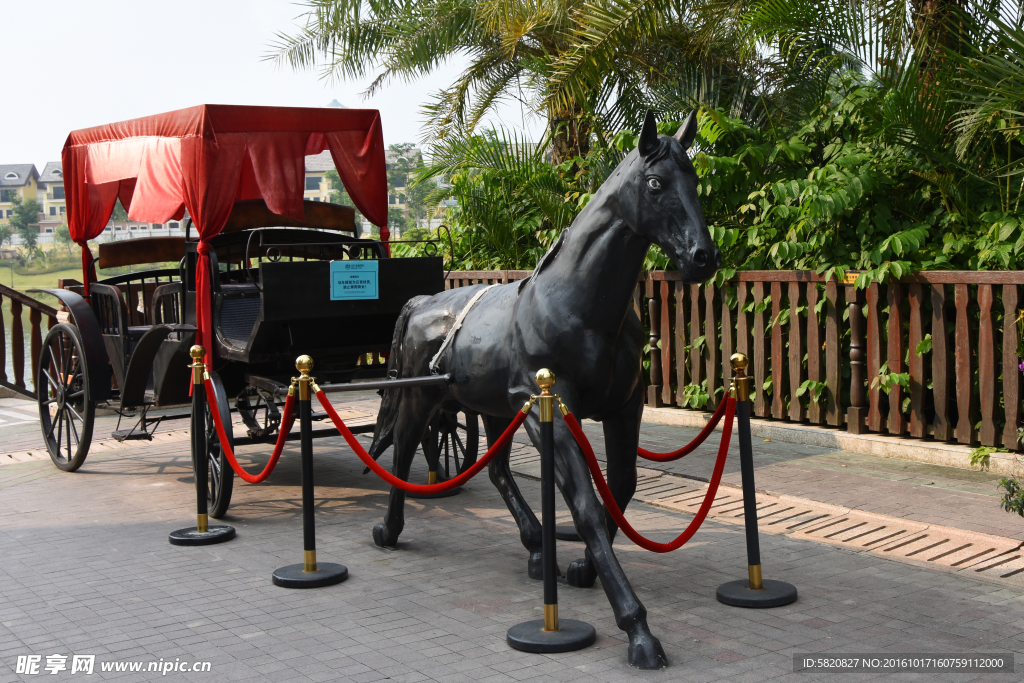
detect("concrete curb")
[642,405,1023,476]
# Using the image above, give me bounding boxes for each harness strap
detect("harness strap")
[428,284,499,374]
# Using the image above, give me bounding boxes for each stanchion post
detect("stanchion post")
[169,345,235,546]
[507,369,595,653]
[716,353,797,607]
[272,355,348,588]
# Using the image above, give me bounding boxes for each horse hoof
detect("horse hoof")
[527,552,562,581]
[373,523,398,548]
[627,626,668,670]
[528,552,544,580]
[566,558,597,588]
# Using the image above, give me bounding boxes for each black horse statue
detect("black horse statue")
[368,110,719,669]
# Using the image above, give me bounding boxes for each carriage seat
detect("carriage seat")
[215,283,261,355]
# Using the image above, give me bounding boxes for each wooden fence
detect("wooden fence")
[0,283,58,398]
[446,270,1024,451]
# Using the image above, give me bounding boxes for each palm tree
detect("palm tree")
[269,0,749,162]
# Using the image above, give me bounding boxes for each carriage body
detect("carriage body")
[38,104,473,517]
[37,199,444,515]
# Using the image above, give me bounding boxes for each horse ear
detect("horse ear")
[638,109,659,158]
[674,111,697,149]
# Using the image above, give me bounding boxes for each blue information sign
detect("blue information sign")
[330,260,379,300]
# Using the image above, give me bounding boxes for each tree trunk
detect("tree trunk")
[549,111,591,167]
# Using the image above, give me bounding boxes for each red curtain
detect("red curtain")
[60,104,390,362]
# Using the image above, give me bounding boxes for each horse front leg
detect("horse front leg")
[524,416,667,670]
[373,398,434,548]
[483,415,545,579]
[564,382,644,589]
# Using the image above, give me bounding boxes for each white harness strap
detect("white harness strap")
[429,284,499,374]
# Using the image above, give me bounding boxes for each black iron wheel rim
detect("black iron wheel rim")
[437,409,479,478]
[37,324,94,471]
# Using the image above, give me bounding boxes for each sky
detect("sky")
[1,0,545,171]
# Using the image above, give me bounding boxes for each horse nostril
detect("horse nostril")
[692,248,708,268]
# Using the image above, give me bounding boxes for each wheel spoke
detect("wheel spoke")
[44,411,58,438]
[59,336,72,386]
[55,409,64,456]
[67,412,80,445]
[65,403,85,423]
[42,368,61,393]
[65,413,73,460]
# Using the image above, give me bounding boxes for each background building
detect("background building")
[0,164,39,221]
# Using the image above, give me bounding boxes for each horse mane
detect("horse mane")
[517,229,567,295]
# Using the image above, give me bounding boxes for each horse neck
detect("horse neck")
[536,189,650,330]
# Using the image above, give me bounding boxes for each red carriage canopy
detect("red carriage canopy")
[61,104,390,364]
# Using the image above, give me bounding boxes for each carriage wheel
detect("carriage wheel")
[37,323,95,472]
[235,386,281,441]
[195,371,235,518]
[433,409,480,479]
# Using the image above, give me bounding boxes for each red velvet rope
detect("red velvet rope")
[316,388,527,493]
[561,397,735,553]
[637,393,729,461]
[203,380,296,484]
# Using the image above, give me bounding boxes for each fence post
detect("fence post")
[825,280,842,426]
[647,290,663,407]
[908,284,926,438]
[931,284,952,441]
[978,285,996,446]
[887,282,905,435]
[11,299,23,390]
[954,284,976,445]
[675,281,688,406]
[1002,284,1021,450]
[788,281,805,423]
[847,284,867,434]
[661,281,673,407]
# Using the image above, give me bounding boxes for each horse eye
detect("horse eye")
[647,177,661,191]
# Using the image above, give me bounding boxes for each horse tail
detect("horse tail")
[367,295,429,462]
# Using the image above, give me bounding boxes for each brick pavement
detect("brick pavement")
[1,399,1023,681]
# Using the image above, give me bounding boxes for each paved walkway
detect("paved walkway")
[1,394,1023,681]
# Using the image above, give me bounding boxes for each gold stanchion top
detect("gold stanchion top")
[190,345,205,362]
[296,355,314,375]
[535,368,555,393]
[730,352,749,373]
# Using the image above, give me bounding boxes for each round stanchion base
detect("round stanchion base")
[407,486,461,499]
[716,579,797,608]
[168,525,235,546]
[555,525,582,542]
[272,562,348,589]
[507,619,596,653]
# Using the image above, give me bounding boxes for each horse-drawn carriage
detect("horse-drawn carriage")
[36,105,475,516]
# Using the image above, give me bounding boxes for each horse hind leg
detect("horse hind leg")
[372,395,435,548]
[483,415,545,579]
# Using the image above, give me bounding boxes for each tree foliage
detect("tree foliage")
[5,196,41,252]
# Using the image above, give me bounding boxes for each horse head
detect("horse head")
[616,109,720,283]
